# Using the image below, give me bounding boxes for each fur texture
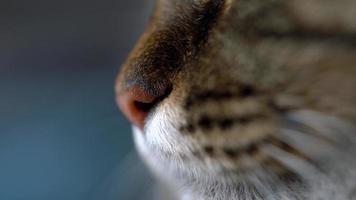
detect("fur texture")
[116,0,356,199]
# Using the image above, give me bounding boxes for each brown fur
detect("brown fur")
[116,0,356,199]
[116,0,225,97]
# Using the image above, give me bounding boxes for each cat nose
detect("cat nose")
[116,83,171,130]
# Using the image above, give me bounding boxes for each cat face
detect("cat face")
[116,0,356,198]
[116,0,270,179]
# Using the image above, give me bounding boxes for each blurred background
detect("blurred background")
[0,0,156,199]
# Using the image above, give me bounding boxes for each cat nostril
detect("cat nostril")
[116,84,171,130]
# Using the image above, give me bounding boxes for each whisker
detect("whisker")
[279,129,356,182]
[281,116,336,144]
[248,154,306,199]
[285,111,356,146]
[278,128,347,159]
[266,136,312,163]
[261,143,327,179]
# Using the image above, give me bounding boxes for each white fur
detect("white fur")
[133,105,356,200]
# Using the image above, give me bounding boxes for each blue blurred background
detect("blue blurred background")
[0,0,155,199]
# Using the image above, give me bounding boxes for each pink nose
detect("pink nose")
[116,85,163,130]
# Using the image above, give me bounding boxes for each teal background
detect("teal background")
[0,0,155,199]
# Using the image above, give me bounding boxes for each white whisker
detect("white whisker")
[285,110,356,145]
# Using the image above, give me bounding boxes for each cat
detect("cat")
[115,0,356,199]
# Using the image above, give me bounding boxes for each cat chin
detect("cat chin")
[133,126,354,200]
[133,110,356,200]
[132,120,227,188]
[132,105,272,185]
[133,127,307,200]
[133,123,253,191]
